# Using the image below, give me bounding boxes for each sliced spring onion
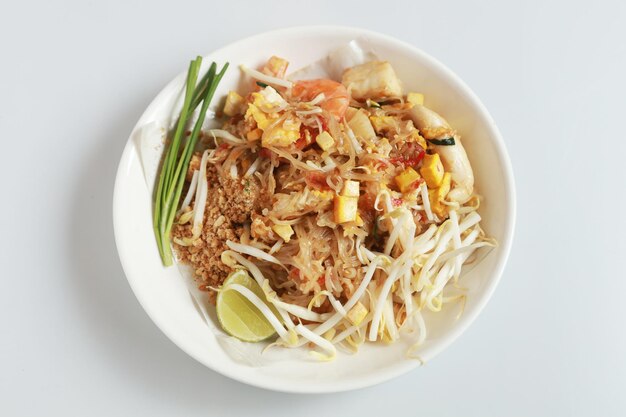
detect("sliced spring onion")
[427,137,456,146]
[153,58,229,266]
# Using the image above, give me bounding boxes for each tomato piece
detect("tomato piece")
[305,172,330,190]
[317,276,325,288]
[389,142,425,167]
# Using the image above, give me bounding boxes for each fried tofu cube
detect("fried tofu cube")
[428,172,452,217]
[334,195,358,224]
[262,56,289,78]
[369,115,396,133]
[347,109,376,140]
[344,106,359,120]
[395,167,421,193]
[315,131,335,151]
[246,128,262,141]
[420,153,445,188]
[347,302,368,326]
[407,92,424,106]
[341,180,360,197]
[341,61,403,101]
[223,91,245,116]
[271,224,294,242]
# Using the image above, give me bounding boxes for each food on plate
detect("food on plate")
[155,55,495,359]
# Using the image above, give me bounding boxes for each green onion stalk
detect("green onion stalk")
[153,57,229,266]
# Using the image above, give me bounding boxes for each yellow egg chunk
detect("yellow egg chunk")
[262,56,289,78]
[246,128,262,141]
[223,91,245,116]
[407,92,424,106]
[252,86,287,112]
[315,131,335,151]
[347,302,368,326]
[369,115,396,133]
[245,104,272,130]
[428,172,452,217]
[271,224,294,242]
[334,195,358,223]
[262,115,301,147]
[341,180,360,197]
[395,167,421,193]
[420,153,445,188]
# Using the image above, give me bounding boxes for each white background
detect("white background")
[1,0,625,416]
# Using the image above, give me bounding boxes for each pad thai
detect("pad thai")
[163,56,494,359]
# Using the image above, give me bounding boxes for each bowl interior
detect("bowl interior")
[113,26,515,393]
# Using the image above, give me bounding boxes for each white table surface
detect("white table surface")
[2,0,625,415]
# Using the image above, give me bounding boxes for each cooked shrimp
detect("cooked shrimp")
[291,79,349,119]
[408,104,474,203]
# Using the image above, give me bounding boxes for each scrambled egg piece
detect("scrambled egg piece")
[262,114,301,147]
[369,115,396,134]
[245,104,273,130]
[244,86,300,147]
[252,86,287,112]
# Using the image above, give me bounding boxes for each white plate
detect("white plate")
[113,26,516,393]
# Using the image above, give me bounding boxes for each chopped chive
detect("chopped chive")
[427,137,456,146]
[153,59,229,266]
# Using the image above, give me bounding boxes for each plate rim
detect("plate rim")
[112,24,517,393]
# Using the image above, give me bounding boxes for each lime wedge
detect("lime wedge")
[216,270,278,342]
